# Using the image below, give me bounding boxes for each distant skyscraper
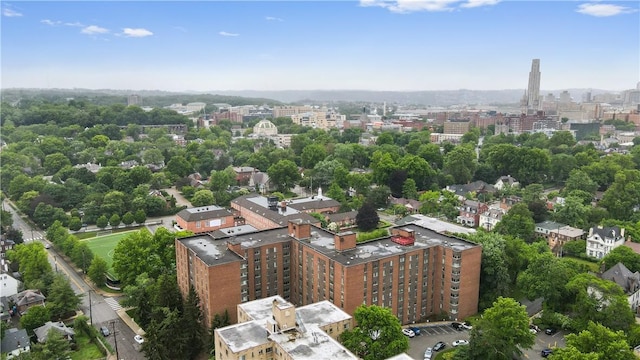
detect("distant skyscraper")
[526,59,541,113]
[127,94,141,106]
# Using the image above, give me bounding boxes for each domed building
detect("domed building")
[253,119,278,136]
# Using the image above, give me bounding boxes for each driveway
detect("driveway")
[163,186,191,207]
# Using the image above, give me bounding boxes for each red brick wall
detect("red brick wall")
[176,214,236,234]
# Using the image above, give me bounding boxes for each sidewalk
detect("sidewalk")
[117,308,144,335]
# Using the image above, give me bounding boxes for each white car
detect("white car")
[134,335,144,344]
[424,347,433,360]
[452,339,469,347]
[461,322,473,330]
[402,328,415,338]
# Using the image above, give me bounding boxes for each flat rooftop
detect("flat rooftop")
[269,325,358,360]
[179,235,243,266]
[396,214,477,235]
[217,321,271,353]
[238,296,351,328]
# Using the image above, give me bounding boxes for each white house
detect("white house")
[494,175,519,190]
[586,225,626,259]
[479,208,505,231]
[0,273,21,297]
[601,262,640,314]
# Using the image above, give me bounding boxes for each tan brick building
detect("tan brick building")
[176,218,482,327]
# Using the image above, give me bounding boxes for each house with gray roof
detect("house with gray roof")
[587,225,626,259]
[1,328,30,359]
[9,289,45,315]
[535,221,585,254]
[601,262,640,313]
[33,321,75,343]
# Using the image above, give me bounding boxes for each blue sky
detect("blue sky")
[2,1,639,92]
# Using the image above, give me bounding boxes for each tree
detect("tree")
[1,209,13,231]
[68,216,82,231]
[191,189,216,207]
[402,178,418,200]
[121,273,155,329]
[494,203,535,242]
[443,146,477,184]
[46,274,83,321]
[601,246,640,273]
[267,159,301,193]
[301,143,327,169]
[88,257,108,286]
[339,305,409,360]
[8,242,52,290]
[467,297,535,360]
[566,273,635,332]
[356,202,379,232]
[552,321,635,360]
[209,310,231,355]
[95,215,108,229]
[20,305,50,335]
[122,211,135,226]
[109,213,121,228]
[466,232,513,309]
[112,229,171,286]
[563,169,598,195]
[30,328,72,360]
[600,169,640,220]
[143,308,189,360]
[134,209,147,225]
[182,286,206,359]
[165,155,194,178]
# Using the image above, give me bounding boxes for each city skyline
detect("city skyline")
[1,1,639,92]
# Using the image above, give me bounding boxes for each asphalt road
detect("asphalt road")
[3,199,144,360]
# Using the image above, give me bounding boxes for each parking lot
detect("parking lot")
[404,323,566,360]
[405,323,470,360]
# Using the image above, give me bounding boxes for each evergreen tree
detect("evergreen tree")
[182,286,206,359]
[356,201,379,232]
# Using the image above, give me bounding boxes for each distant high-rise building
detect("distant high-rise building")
[526,59,541,114]
[127,94,141,106]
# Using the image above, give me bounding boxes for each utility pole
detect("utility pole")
[88,290,93,326]
[112,321,119,360]
[82,250,86,274]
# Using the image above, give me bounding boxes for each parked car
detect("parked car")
[545,328,558,335]
[409,327,421,336]
[402,328,415,338]
[424,347,433,360]
[100,326,110,337]
[44,243,51,249]
[541,348,553,357]
[461,321,473,330]
[452,339,469,347]
[529,324,541,333]
[134,334,144,344]
[433,341,446,351]
[451,322,464,331]
[529,328,538,334]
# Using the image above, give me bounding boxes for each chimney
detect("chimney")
[288,219,311,240]
[272,298,296,332]
[335,231,357,252]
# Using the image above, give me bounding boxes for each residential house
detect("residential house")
[1,328,30,359]
[9,289,45,315]
[494,175,519,190]
[119,160,139,170]
[1,235,15,264]
[479,208,505,231]
[446,181,497,201]
[457,200,489,228]
[188,172,205,189]
[586,225,626,259]
[215,296,357,360]
[600,262,640,314]
[389,197,422,214]
[73,162,102,174]
[148,190,171,209]
[249,172,271,194]
[175,205,236,234]
[33,321,75,343]
[0,273,22,298]
[535,221,585,254]
[326,210,358,229]
[499,195,522,212]
[233,166,258,185]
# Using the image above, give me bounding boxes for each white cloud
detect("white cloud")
[81,25,109,34]
[460,0,500,8]
[265,16,283,21]
[122,28,153,37]
[360,0,500,12]
[64,22,84,27]
[41,19,61,26]
[576,3,637,17]
[3,7,23,17]
[219,31,239,37]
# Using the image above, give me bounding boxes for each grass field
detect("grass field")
[82,231,135,273]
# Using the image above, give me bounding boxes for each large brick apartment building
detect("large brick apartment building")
[175,219,481,327]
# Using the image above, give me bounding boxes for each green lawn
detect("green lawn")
[70,333,104,360]
[82,231,134,273]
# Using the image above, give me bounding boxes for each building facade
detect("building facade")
[586,225,626,259]
[175,206,237,234]
[176,219,482,328]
